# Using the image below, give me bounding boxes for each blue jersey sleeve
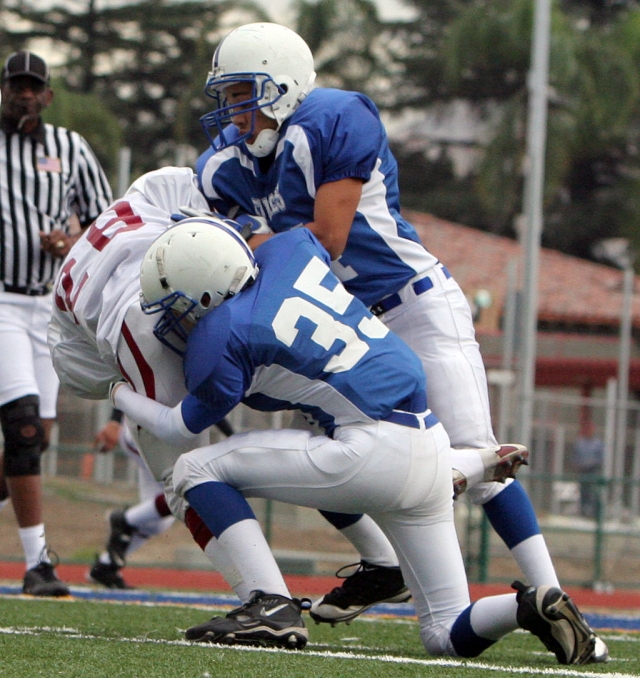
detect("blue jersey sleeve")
[180,394,223,433]
[195,146,239,215]
[183,305,248,420]
[300,91,383,186]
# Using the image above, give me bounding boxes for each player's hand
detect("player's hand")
[232,214,272,241]
[40,229,71,258]
[93,420,122,453]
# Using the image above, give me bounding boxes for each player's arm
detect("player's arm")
[304,177,364,259]
[110,383,203,446]
[111,376,238,446]
[93,409,122,453]
[301,96,381,259]
[246,178,363,258]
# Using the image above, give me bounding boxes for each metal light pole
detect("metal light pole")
[592,239,636,516]
[517,0,551,450]
[612,266,634,514]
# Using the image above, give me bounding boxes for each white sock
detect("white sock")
[470,593,519,640]
[450,448,486,487]
[125,499,161,527]
[217,518,290,598]
[512,535,560,588]
[203,537,253,603]
[0,497,10,512]
[340,515,399,567]
[19,524,48,571]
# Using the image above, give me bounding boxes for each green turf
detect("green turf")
[0,596,636,677]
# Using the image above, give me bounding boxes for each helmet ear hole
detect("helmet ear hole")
[200,292,212,308]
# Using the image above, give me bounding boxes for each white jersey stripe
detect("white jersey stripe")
[248,362,375,429]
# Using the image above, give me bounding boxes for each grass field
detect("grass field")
[0,593,638,678]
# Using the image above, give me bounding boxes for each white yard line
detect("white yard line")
[0,625,636,678]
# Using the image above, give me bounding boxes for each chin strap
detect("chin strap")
[246,128,280,158]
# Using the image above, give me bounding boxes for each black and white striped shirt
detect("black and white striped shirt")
[0,120,113,291]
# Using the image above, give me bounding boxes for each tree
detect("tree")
[1,0,269,178]
[44,79,122,184]
[386,0,640,260]
[293,0,392,100]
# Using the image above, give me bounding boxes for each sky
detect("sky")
[41,0,417,20]
[260,0,416,23]
[27,0,417,71]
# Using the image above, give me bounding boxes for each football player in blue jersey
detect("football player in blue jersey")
[111,216,596,662]
[194,22,607,663]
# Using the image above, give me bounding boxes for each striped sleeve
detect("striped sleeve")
[66,129,113,227]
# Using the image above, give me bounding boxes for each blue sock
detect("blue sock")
[482,480,540,549]
[450,604,497,657]
[185,481,256,538]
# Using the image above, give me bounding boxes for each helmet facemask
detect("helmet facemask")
[200,75,284,155]
[200,23,317,156]
[139,217,259,356]
[140,289,198,356]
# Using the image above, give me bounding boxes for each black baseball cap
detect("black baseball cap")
[1,50,50,84]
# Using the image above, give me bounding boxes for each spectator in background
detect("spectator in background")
[572,420,605,519]
[0,50,113,596]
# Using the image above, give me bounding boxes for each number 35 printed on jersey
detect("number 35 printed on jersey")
[272,256,389,373]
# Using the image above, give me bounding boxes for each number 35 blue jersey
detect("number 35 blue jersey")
[180,229,427,436]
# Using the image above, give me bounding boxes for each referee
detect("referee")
[0,50,113,596]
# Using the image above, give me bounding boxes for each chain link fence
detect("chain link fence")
[2,384,639,587]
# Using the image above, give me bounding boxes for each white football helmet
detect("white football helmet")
[200,22,316,155]
[140,216,259,354]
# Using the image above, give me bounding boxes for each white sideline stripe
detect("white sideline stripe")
[0,626,635,677]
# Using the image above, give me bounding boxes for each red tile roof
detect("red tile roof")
[405,210,640,330]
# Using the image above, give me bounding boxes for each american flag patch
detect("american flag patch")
[37,156,62,173]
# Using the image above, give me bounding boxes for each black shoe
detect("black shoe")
[106,509,137,567]
[185,590,309,649]
[309,561,410,626]
[88,558,132,590]
[23,562,70,597]
[512,580,596,665]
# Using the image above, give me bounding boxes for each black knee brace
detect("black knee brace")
[0,395,44,476]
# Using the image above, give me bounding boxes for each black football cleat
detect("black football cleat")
[185,590,309,649]
[309,561,410,626]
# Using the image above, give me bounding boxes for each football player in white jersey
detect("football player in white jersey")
[194,22,606,662]
[48,167,247,594]
[88,410,234,589]
[88,413,176,589]
[111,217,597,664]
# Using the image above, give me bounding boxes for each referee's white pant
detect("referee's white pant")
[172,418,472,655]
[0,292,58,417]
